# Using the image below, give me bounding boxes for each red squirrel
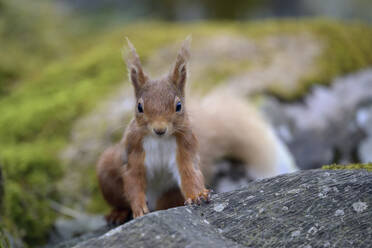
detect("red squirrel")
[97,37,298,224]
[97,37,210,224]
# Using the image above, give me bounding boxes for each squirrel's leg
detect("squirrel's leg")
[155,188,184,210]
[176,134,210,205]
[122,150,149,218]
[105,208,131,225]
[97,147,131,225]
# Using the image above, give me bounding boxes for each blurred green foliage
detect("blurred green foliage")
[0,0,67,95]
[301,20,372,100]
[1,0,372,246]
[0,0,105,96]
[245,19,372,99]
[0,0,127,244]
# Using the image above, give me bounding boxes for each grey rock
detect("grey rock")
[69,170,371,248]
[356,102,372,162]
[52,226,112,248]
[46,215,106,247]
[262,69,372,169]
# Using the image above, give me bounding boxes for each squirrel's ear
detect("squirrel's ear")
[124,38,147,94]
[170,36,191,91]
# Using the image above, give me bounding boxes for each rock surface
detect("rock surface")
[64,169,371,248]
[357,102,372,162]
[262,69,372,169]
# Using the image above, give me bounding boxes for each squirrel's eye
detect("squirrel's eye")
[137,102,143,113]
[176,101,182,112]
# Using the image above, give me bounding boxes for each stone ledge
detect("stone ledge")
[68,169,371,248]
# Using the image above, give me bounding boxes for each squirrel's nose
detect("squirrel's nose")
[154,128,166,136]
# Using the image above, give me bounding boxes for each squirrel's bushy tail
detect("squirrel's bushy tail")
[190,92,298,181]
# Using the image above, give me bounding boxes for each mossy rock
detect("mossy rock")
[1,4,372,245]
[322,163,372,171]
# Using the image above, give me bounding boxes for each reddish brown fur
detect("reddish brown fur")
[97,37,209,224]
[175,129,209,204]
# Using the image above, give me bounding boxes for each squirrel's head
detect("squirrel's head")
[125,37,191,137]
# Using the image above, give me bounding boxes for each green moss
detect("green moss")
[193,60,253,94]
[0,0,81,96]
[263,19,372,100]
[0,39,124,245]
[1,141,63,244]
[322,163,372,171]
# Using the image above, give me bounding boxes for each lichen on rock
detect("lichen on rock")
[322,163,372,171]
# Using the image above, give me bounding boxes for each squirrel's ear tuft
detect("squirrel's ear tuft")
[123,38,147,94]
[170,36,191,91]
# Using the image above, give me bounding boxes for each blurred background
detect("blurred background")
[1,0,372,247]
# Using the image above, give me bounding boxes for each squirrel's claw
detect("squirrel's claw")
[184,189,211,206]
[184,198,193,206]
[132,205,149,218]
[199,189,211,203]
[202,190,211,203]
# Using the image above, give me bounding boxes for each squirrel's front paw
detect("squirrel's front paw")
[132,204,149,218]
[184,189,210,205]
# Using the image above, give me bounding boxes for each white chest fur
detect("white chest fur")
[142,135,181,210]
